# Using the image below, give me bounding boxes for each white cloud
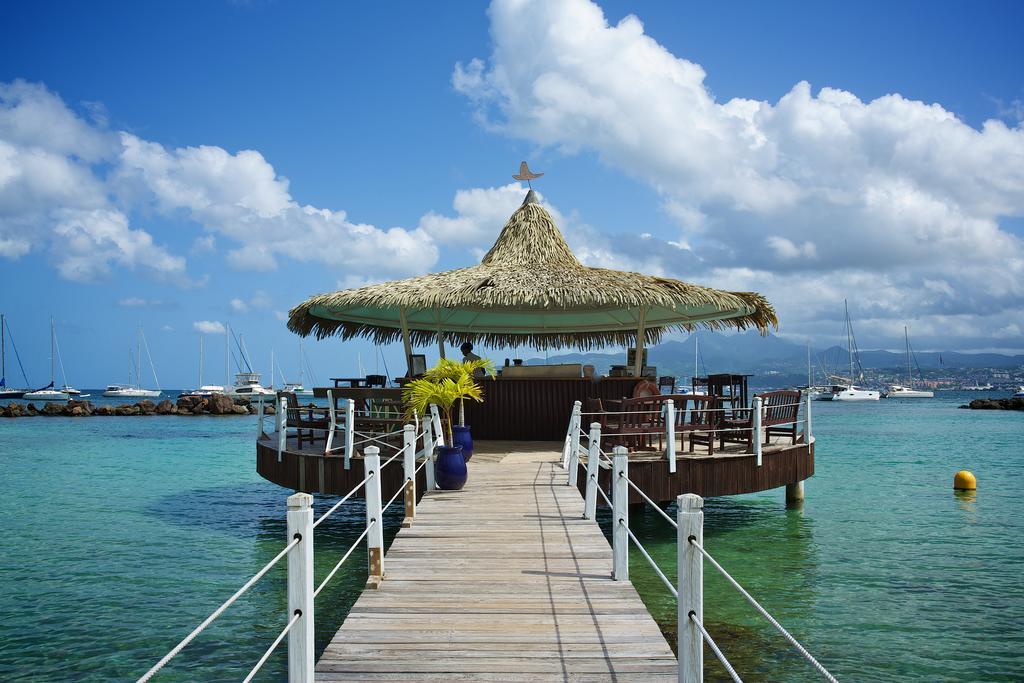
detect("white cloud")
[193,320,226,334]
[118,297,167,307]
[228,289,273,314]
[0,80,440,285]
[229,298,249,314]
[453,0,1024,351]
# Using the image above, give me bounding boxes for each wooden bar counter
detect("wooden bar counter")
[462,375,640,441]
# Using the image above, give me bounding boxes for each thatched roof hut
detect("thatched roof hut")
[288,190,775,371]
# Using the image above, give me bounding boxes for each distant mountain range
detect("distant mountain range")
[526,331,1024,383]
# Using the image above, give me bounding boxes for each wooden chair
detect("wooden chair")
[608,395,666,452]
[279,391,329,449]
[674,394,716,455]
[761,390,802,445]
[658,376,676,394]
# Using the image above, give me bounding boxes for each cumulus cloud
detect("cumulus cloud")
[193,320,226,334]
[0,80,440,285]
[453,0,1024,351]
[118,297,169,308]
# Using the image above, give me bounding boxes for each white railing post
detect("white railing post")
[256,395,265,440]
[343,398,355,470]
[277,396,287,462]
[584,422,601,520]
[422,413,436,491]
[324,389,336,454]
[612,445,629,581]
[402,423,416,527]
[677,493,704,683]
[567,421,581,488]
[753,395,763,467]
[562,401,581,469]
[363,446,384,585]
[804,391,813,442]
[286,492,314,683]
[666,398,677,474]
[430,404,445,447]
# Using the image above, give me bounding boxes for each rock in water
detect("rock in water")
[93,405,114,416]
[42,403,65,416]
[231,405,249,415]
[137,400,157,415]
[155,399,175,415]
[208,393,235,415]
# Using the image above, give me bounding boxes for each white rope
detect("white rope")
[623,522,677,598]
[690,612,744,683]
[381,481,406,514]
[414,457,430,474]
[314,521,375,597]
[625,478,678,529]
[689,538,839,682]
[381,450,402,469]
[137,535,301,682]
[241,609,302,683]
[313,472,373,529]
[595,481,612,508]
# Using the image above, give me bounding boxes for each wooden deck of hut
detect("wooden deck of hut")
[314,442,678,681]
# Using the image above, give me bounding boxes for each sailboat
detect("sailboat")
[180,334,226,397]
[0,314,30,399]
[24,318,72,401]
[280,340,315,397]
[103,328,162,398]
[830,300,880,401]
[886,327,933,398]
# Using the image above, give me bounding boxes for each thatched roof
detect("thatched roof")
[288,190,776,349]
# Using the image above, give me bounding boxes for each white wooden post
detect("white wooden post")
[363,446,384,585]
[753,395,763,466]
[804,392,813,442]
[324,389,336,455]
[277,396,287,462]
[286,492,314,683]
[343,398,355,470]
[422,413,436,491]
[677,493,704,683]
[584,422,601,520]
[612,446,629,581]
[402,423,416,527]
[562,401,581,469]
[256,395,265,440]
[567,422,581,488]
[430,404,445,447]
[665,398,677,474]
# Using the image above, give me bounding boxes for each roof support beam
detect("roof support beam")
[399,307,413,376]
[435,308,446,360]
[634,306,647,378]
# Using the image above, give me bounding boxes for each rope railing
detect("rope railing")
[579,401,805,417]
[241,610,303,683]
[561,394,828,683]
[688,537,839,683]
[689,612,743,683]
[137,535,301,682]
[314,521,376,598]
[313,472,373,528]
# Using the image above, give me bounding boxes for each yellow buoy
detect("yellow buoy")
[953,470,977,491]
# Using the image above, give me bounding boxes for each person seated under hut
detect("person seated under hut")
[460,342,486,376]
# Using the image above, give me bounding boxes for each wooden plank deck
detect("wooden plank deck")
[316,444,677,681]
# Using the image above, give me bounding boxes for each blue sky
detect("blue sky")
[1,0,1022,388]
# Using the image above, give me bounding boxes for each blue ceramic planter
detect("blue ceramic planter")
[451,425,474,461]
[434,445,467,491]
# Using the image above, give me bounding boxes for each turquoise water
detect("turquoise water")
[1,392,1022,681]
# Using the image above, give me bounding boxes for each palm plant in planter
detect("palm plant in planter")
[420,358,495,461]
[402,371,484,490]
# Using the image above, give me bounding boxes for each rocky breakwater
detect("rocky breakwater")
[1,394,277,418]
[960,397,1024,411]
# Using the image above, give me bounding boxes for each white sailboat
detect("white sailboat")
[179,334,225,397]
[0,314,29,399]
[103,328,161,398]
[224,330,274,399]
[24,318,71,401]
[280,341,314,397]
[831,300,880,402]
[887,326,933,398]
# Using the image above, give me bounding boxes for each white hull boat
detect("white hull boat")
[23,387,70,402]
[225,372,275,399]
[103,385,161,398]
[1013,387,1024,398]
[886,385,934,399]
[832,386,880,401]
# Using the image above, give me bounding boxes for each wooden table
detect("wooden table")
[330,377,371,388]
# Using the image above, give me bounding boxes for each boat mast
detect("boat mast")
[1,313,5,385]
[50,317,55,386]
[807,342,811,389]
[845,299,854,386]
[905,326,911,388]
[199,334,204,388]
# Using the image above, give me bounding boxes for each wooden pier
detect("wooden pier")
[315,443,678,681]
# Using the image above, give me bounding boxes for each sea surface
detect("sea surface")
[1,390,1021,681]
